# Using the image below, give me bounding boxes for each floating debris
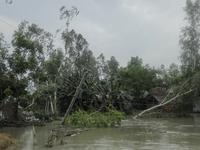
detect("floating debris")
[0,133,23,149]
[45,128,89,147]
[52,128,89,136]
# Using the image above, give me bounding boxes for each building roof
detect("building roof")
[146,87,166,103]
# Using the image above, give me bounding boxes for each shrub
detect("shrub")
[65,104,125,128]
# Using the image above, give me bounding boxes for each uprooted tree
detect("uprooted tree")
[134,68,200,119]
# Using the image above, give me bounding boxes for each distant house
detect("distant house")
[145,87,166,108]
[95,88,167,111]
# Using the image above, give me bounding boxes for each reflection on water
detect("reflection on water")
[1,116,200,150]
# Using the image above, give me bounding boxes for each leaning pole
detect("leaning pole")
[61,69,89,125]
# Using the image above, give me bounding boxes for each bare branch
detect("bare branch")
[89,102,108,117]
[160,91,171,104]
[162,88,195,106]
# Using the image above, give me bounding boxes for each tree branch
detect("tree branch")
[89,102,108,117]
[133,88,195,119]
[21,97,36,112]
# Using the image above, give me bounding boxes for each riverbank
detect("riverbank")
[1,119,45,127]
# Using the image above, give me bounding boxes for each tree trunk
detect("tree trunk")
[21,97,36,112]
[50,100,54,115]
[53,90,57,115]
[133,88,195,119]
[61,70,89,125]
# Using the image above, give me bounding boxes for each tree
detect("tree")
[179,0,200,72]
[57,29,100,114]
[156,63,181,88]
[44,48,64,115]
[4,21,54,120]
[0,33,10,103]
[61,29,98,73]
[10,21,54,83]
[106,56,119,79]
[127,56,143,68]
[0,33,9,78]
[44,6,79,116]
[96,53,107,78]
[119,57,157,96]
[0,33,29,120]
[96,54,120,80]
[57,33,124,115]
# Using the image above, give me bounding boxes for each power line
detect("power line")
[0,18,18,30]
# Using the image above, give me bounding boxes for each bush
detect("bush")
[65,104,125,128]
[105,105,125,126]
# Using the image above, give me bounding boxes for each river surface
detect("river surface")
[1,115,200,150]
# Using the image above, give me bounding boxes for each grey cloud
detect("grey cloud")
[0,0,187,68]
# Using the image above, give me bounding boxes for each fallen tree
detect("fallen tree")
[61,69,89,125]
[133,77,196,119]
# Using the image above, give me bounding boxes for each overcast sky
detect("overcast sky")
[0,0,187,68]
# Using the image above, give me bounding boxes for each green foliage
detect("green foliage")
[156,63,181,88]
[18,95,31,108]
[3,21,55,119]
[105,56,119,79]
[34,110,53,122]
[59,6,79,29]
[61,29,98,75]
[3,86,13,97]
[0,33,9,75]
[67,109,92,128]
[172,102,193,117]
[179,0,200,72]
[163,71,200,116]
[127,56,143,68]
[44,48,64,80]
[104,105,125,126]
[58,29,102,113]
[3,3,200,121]
[119,56,157,96]
[65,105,125,128]
[33,111,43,120]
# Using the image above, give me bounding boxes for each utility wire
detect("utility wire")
[0,18,18,30]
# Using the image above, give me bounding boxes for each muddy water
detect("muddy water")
[1,115,200,150]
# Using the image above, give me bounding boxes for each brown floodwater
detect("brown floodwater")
[1,115,200,150]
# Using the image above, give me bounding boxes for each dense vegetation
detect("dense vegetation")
[1,0,200,125]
